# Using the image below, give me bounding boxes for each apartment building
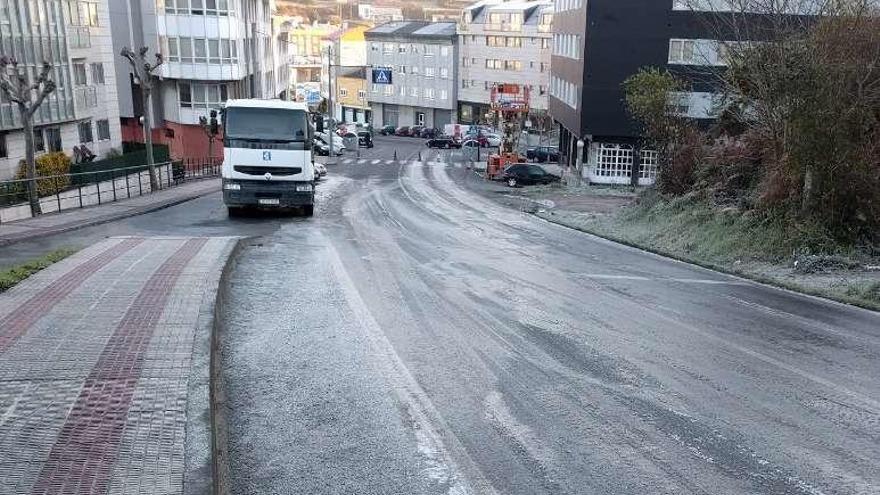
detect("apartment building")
[457,0,553,124]
[549,0,774,185]
[336,68,370,124]
[365,21,457,129]
[110,0,288,160]
[0,0,122,180]
[325,25,368,122]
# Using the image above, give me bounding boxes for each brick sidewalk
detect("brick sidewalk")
[0,236,238,494]
[0,180,220,247]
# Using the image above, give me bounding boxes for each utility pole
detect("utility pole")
[326,43,335,162]
[120,46,164,191]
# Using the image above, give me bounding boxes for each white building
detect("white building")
[0,0,122,180]
[457,0,553,123]
[110,0,288,160]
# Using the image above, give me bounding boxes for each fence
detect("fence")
[0,157,221,224]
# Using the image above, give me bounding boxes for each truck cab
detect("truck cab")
[221,99,317,216]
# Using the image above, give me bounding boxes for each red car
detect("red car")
[395,126,410,136]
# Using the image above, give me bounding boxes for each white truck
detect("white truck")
[221,99,317,216]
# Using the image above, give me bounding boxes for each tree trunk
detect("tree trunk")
[801,164,814,217]
[142,88,159,191]
[22,112,42,216]
[631,147,641,187]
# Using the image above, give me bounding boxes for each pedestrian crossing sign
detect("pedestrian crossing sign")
[372,68,393,85]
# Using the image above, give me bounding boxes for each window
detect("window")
[372,84,379,93]
[357,89,366,100]
[90,63,104,84]
[169,37,180,62]
[179,82,192,107]
[440,46,449,57]
[424,45,434,57]
[209,39,220,63]
[180,37,192,62]
[0,132,6,158]
[96,119,110,140]
[194,38,207,62]
[80,1,98,27]
[398,45,407,53]
[339,88,348,98]
[410,87,417,97]
[45,127,62,152]
[440,89,447,100]
[191,0,204,15]
[371,43,380,52]
[425,88,435,99]
[440,68,448,79]
[383,43,395,54]
[73,63,87,85]
[384,85,393,96]
[78,121,93,143]
[411,66,419,74]
[399,86,405,96]
[425,67,435,77]
[398,65,406,74]
[33,129,45,152]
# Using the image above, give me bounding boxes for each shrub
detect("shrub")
[15,152,72,197]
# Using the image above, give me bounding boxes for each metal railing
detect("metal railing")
[0,157,221,224]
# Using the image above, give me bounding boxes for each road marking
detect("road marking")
[371,159,381,165]
[385,160,394,165]
[578,274,747,285]
[342,158,353,164]
[357,159,367,164]
[325,239,496,495]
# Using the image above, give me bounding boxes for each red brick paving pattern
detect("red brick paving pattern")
[0,238,144,354]
[28,238,208,495]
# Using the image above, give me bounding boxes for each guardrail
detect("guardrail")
[0,157,221,224]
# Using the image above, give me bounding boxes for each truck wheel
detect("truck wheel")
[303,205,314,217]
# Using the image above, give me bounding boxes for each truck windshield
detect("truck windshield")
[224,107,309,146]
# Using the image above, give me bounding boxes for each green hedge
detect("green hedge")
[69,144,171,185]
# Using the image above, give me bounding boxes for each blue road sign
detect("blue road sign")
[372,67,393,85]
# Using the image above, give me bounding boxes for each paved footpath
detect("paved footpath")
[0,180,220,247]
[0,236,238,494]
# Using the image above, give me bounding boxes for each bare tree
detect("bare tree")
[120,47,164,191]
[0,58,56,217]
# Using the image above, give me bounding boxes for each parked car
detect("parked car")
[426,137,462,149]
[380,125,396,136]
[313,161,327,178]
[484,133,503,148]
[461,139,482,149]
[527,146,560,163]
[501,164,561,187]
[358,131,374,148]
[312,139,330,156]
[315,134,344,155]
[395,126,411,137]
[420,127,439,139]
[408,125,424,137]
[317,132,346,152]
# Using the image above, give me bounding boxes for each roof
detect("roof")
[365,21,457,41]
[463,0,553,25]
[225,99,310,111]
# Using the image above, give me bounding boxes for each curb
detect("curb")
[209,238,246,495]
[0,180,220,248]
[534,210,880,314]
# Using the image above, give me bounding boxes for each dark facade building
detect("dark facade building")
[550,0,750,185]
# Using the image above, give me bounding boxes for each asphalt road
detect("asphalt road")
[4,136,877,494]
